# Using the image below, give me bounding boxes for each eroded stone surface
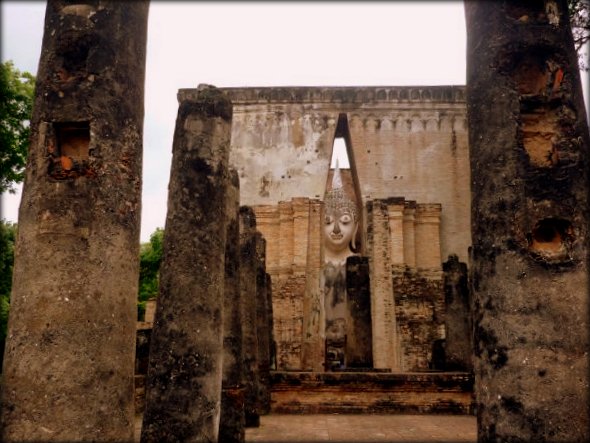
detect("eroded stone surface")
[466,1,590,440]
[220,169,245,443]
[0,2,149,441]
[140,86,232,443]
[239,207,262,427]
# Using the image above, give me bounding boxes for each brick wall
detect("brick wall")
[253,198,323,370]
[179,86,472,263]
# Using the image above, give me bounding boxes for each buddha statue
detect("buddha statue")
[322,161,359,370]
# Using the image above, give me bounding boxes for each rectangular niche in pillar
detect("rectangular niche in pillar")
[48,121,92,180]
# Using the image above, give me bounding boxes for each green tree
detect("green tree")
[569,0,590,70]
[0,60,35,193]
[138,228,164,319]
[0,220,17,370]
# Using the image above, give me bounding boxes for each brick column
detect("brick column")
[0,2,148,441]
[292,197,311,274]
[366,200,400,371]
[253,205,280,276]
[465,1,590,440]
[387,198,406,266]
[414,203,442,270]
[402,202,417,268]
[140,85,232,442]
[275,200,303,370]
[302,199,323,371]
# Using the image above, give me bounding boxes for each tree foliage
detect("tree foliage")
[569,0,590,70]
[138,228,164,319]
[0,61,35,193]
[0,220,17,369]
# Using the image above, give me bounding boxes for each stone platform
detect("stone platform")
[245,413,477,442]
[270,371,474,415]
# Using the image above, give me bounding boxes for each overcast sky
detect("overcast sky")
[4,1,583,243]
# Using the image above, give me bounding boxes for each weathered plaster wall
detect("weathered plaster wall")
[179,86,471,263]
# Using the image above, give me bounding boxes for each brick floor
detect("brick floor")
[135,413,477,442]
[245,414,477,442]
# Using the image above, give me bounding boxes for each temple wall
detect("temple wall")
[367,198,444,371]
[180,86,470,263]
[177,86,470,372]
[252,199,322,370]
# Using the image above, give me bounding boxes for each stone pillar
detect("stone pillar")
[302,199,323,371]
[266,273,276,371]
[366,200,400,371]
[414,204,442,270]
[387,199,406,266]
[0,2,148,441]
[252,205,279,276]
[144,298,157,323]
[402,202,417,268]
[276,200,304,370]
[219,169,245,443]
[278,200,294,278]
[465,1,590,440]
[345,255,373,368]
[239,207,261,427]
[442,255,471,371]
[140,85,232,442]
[292,197,311,273]
[255,236,271,414]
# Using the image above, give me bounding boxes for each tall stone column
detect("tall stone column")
[366,200,400,371]
[302,199,323,371]
[414,204,442,270]
[266,273,276,371]
[402,202,417,268]
[465,1,590,441]
[219,169,245,443]
[255,236,271,414]
[442,254,472,371]
[386,199,406,266]
[239,206,261,427]
[345,255,373,368]
[140,85,232,442]
[0,2,148,441]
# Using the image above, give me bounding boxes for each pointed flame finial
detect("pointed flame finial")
[325,158,357,222]
[332,158,343,190]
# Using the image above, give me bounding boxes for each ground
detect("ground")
[135,413,476,442]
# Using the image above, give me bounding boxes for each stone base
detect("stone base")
[270,371,474,414]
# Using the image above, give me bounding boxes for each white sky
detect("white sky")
[1,1,584,242]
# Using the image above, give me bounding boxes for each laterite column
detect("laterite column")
[141,85,232,442]
[219,169,245,443]
[465,1,590,440]
[239,207,262,427]
[0,1,148,441]
[255,236,271,414]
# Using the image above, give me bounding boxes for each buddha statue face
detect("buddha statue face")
[324,206,358,254]
[323,186,359,257]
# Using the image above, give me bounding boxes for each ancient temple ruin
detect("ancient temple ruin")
[177,85,471,374]
[2,1,589,442]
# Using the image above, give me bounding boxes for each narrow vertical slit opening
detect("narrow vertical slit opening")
[326,113,364,255]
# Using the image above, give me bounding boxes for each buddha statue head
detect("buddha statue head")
[323,162,359,263]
